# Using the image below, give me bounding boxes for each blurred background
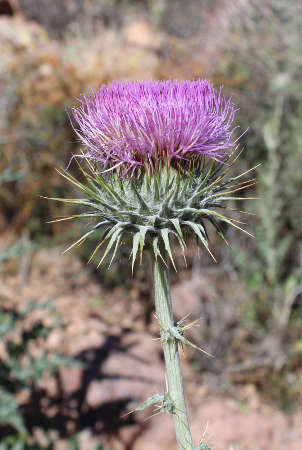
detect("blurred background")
[1,1,302,449]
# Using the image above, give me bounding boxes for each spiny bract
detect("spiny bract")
[49,154,256,271]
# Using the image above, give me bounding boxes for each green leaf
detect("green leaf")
[153,173,160,201]
[200,209,253,237]
[63,229,96,254]
[0,390,27,434]
[183,221,216,262]
[131,181,150,212]
[98,228,122,267]
[172,231,186,258]
[160,229,176,270]
[132,393,165,412]
[55,169,102,203]
[171,328,213,358]
[152,236,159,259]
[169,218,185,244]
[0,313,15,339]
[168,171,181,207]
[164,165,171,192]
[139,226,149,262]
[108,233,122,268]
[131,231,141,273]
[96,174,129,208]
[190,161,215,200]
[73,166,124,212]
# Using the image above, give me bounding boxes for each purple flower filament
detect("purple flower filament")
[71,79,241,175]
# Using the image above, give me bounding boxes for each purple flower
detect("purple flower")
[70,79,242,174]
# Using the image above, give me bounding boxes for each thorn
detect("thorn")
[121,408,136,419]
[177,313,191,325]
[143,410,162,422]
[232,163,261,180]
[182,317,200,330]
[88,238,106,263]
[204,245,217,263]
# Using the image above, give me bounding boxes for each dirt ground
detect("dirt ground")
[1,243,302,450]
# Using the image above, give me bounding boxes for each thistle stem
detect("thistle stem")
[152,250,194,450]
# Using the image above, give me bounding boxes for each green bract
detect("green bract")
[49,153,256,270]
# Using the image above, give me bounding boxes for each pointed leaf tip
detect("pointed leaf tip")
[131,231,141,273]
[97,227,121,268]
[161,228,177,271]
[139,226,149,264]
[184,221,217,262]
[170,218,185,245]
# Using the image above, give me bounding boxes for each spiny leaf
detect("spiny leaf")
[117,176,126,195]
[43,196,95,207]
[63,229,95,254]
[134,393,165,411]
[173,232,185,254]
[160,229,176,270]
[47,213,101,224]
[182,168,193,194]
[45,194,117,213]
[169,218,185,245]
[88,222,121,263]
[152,236,159,260]
[226,206,256,216]
[152,236,166,265]
[131,231,141,273]
[231,163,261,180]
[123,393,165,417]
[97,228,122,267]
[168,171,181,207]
[92,170,130,208]
[199,160,215,188]
[164,165,171,192]
[158,189,174,216]
[211,196,260,201]
[144,170,152,194]
[55,168,100,202]
[131,180,150,212]
[139,226,149,263]
[108,233,122,268]
[209,181,256,198]
[200,209,254,237]
[171,327,213,358]
[153,172,160,201]
[172,231,187,266]
[183,221,216,262]
[207,218,230,247]
[59,165,120,214]
[228,177,256,189]
[87,227,111,263]
[91,220,111,231]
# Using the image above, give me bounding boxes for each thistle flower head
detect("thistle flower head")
[71,79,241,175]
[49,79,255,270]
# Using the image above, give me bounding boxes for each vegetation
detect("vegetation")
[0,0,301,448]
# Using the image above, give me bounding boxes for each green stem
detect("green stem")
[152,251,194,450]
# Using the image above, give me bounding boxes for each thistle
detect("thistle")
[49,80,255,450]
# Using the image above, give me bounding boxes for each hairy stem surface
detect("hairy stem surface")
[152,251,193,450]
